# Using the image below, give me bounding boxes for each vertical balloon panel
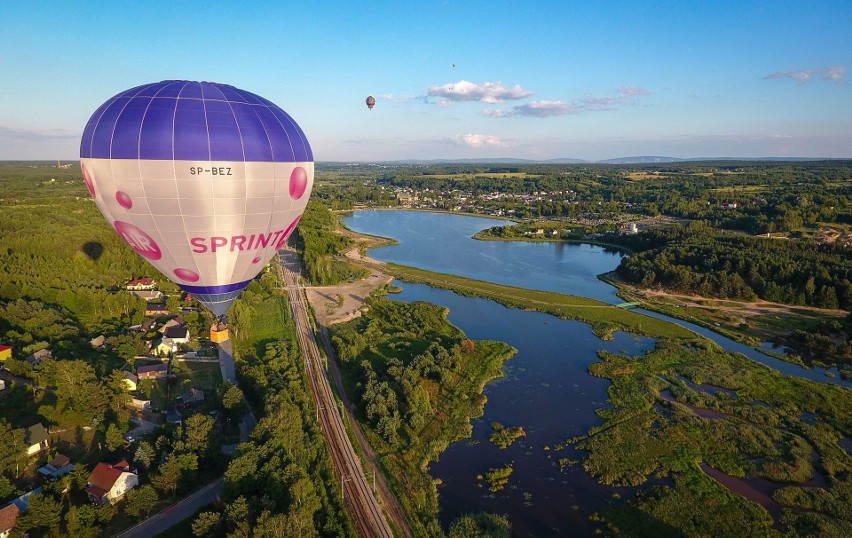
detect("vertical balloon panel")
[81,80,314,318]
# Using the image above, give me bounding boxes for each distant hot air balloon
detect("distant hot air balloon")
[366,95,375,110]
[80,80,313,319]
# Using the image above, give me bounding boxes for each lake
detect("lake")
[340,210,849,534]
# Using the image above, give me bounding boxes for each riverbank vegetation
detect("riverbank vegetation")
[563,337,851,535]
[609,222,852,367]
[329,296,516,536]
[291,200,367,286]
[489,422,526,449]
[482,464,513,492]
[378,262,693,341]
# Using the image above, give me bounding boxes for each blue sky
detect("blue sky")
[2,1,850,161]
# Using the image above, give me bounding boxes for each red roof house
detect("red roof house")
[85,461,138,504]
[0,503,20,538]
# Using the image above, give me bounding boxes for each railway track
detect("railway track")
[276,252,393,538]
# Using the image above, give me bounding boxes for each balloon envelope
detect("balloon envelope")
[80,80,313,318]
[366,95,375,110]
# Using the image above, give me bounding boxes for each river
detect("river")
[340,210,849,535]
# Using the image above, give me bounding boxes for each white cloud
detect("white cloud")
[765,65,846,84]
[0,126,77,141]
[482,87,648,118]
[426,80,534,104]
[579,86,650,110]
[483,100,576,117]
[448,133,505,147]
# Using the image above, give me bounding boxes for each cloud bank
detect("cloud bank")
[765,65,846,84]
[482,86,649,117]
[447,133,506,147]
[426,80,534,106]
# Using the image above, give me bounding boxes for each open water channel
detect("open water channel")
[341,210,848,535]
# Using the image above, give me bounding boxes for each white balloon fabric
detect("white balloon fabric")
[80,80,313,318]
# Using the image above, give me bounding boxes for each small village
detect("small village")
[0,277,237,535]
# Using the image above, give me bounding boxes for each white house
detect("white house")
[85,460,139,504]
[25,424,49,456]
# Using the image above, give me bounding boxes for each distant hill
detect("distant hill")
[320,156,842,166]
[597,156,683,164]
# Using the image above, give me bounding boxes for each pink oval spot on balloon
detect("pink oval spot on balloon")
[113,221,162,261]
[289,166,308,199]
[174,268,200,282]
[116,191,133,209]
[277,215,302,249]
[82,163,96,198]
[252,256,261,264]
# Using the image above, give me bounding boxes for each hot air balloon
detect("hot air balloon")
[80,80,313,320]
[366,95,375,110]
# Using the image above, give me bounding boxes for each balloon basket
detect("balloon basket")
[210,321,230,343]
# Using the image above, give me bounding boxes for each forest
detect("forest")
[330,296,515,536]
[1,160,850,536]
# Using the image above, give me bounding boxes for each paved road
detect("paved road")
[217,338,236,385]
[113,479,222,538]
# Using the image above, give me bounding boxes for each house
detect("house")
[90,335,106,348]
[163,325,190,343]
[140,318,158,332]
[158,317,185,334]
[0,503,19,538]
[0,345,11,362]
[122,370,138,391]
[721,201,739,209]
[126,277,157,291]
[26,348,51,366]
[210,322,229,343]
[154,338,178,356]
[136,363,168,380]
[25,423,49,456]
[85,460,138,504]
[129,397,152,411]
[0,379,5,391]
[145,303,169,317]
[130,289,164,302]
[38,454,73,479]
[178,387,205,407]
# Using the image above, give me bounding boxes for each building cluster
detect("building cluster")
[0,424,141,537]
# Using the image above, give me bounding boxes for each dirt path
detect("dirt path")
[303,232,394,327]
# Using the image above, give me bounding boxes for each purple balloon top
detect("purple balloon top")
[80,80,312,162]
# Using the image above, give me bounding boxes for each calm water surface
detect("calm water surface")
[344,210,623,303]
[392,283,655,536]
[343,210,849,388]
[341,210,850,534]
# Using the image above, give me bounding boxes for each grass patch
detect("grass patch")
[383,262,693,340]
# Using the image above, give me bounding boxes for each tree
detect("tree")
[0,420,25,477]
[151,454,182,495]
[226,496,251,537]
[221,382,245,415]
[449,512,512,538]
[183,413,214,457]
[192,511,223,537]
[64,505,100,538]
[134,441,155,470]
[105,423,125,453]
[18,493,62,533]
[125,484,158,518]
